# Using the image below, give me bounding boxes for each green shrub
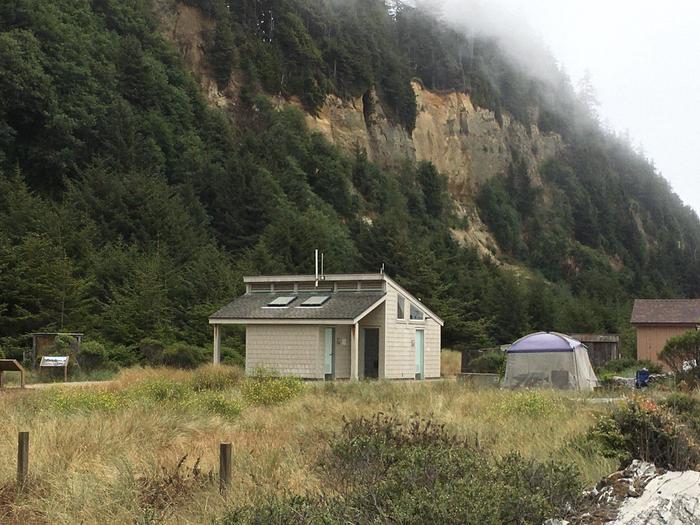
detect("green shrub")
[128,375,242,417]
[1,337,27,362]
[241,370,304,406]
[45,335,79,372]
[466,351,506,375]
[498,391,562,417]
[582,412,628,462]
[108,344,140,367]
[161,343,208,369]
[139,339,165,365]
[494,451,582,519]
[661,392,700,434]
[641,360,663,374]
[194,391,242,418]
[596,357,637,374]
[596,371,616,388]
[596,358,662,376]
[46,388,123,412]
[222,413,582,524]
[78,340,109,371]
[586,396,700,470]
[221,345,245,368]
[50,334,76,355]
[129,378,190,402]
[659,330,700,387]
[662,391,700,413]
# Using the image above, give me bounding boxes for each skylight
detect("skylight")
[267,296,296,307]
[300,295,331,307]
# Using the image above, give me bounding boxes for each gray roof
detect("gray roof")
[210,292,386,321]
[631,299,700,325]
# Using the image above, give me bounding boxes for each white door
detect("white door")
[415,330,425,380]
[324,328,335,379]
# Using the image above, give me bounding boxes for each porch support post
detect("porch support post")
[350,322,359,380]
[213,324,221,365]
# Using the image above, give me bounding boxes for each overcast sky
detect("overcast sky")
[442,0,700,214]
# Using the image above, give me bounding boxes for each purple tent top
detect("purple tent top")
[507,332,583,354]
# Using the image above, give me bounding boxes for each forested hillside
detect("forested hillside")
[1,0,699,364]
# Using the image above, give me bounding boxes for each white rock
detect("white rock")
[612,469,700,524]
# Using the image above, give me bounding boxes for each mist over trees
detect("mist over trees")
[0,0,698,364]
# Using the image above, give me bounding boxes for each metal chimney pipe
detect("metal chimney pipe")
[321,252,324,280]
[315,249,319,287]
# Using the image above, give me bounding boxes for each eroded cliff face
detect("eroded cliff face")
[300,82,562,260]
[155,1,237,109]
[156,2,562,261]
[303,82,562,200]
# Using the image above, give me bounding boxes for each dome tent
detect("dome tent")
[503,332,598,390]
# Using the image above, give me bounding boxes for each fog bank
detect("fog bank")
[438,0,700,214]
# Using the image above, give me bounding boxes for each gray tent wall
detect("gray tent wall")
[573,345,598,390]
[503,332,598,391]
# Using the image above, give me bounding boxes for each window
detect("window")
[267,296,296,307]
[397,295,405,319]
[300,295,330,307]
[410,303,424,320]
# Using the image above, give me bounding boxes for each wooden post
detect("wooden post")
[350,323,359,380]
[219,442,232,494]
[213,324,221,365]
[0,371,4,389]
[17,431,29,487]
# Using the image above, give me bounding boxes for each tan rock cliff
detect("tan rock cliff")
[303,82,562,200]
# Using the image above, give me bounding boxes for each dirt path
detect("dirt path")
[1,380,115,390]
[28,380,114,389]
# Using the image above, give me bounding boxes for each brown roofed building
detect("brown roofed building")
[631,299,700,367]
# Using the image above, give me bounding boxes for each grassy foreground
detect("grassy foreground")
[0,366,617,524]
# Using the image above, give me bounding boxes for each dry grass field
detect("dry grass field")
[0,366,618,524]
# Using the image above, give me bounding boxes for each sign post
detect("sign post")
[39,356,69,382]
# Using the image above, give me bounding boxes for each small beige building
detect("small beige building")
[631,299,700,366]
[209,273,443,380]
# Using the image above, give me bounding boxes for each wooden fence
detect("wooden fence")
[13,431,234,494]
